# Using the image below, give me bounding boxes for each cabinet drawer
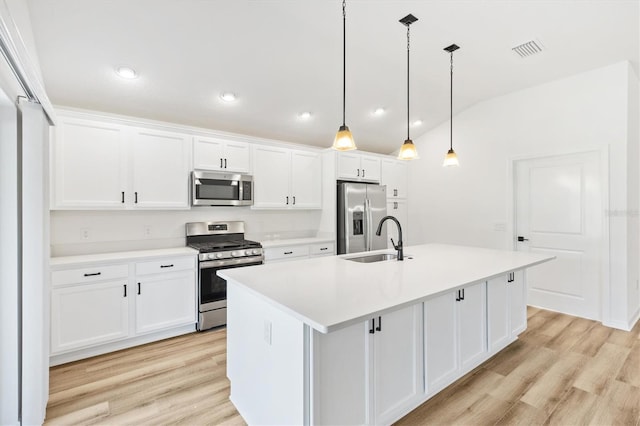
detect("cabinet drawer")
[52,264,129,287]
[310,242,335,256]
[264,245,310,262]
[135,256,195,276]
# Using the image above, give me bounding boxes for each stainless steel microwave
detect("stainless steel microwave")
[192,170,253,206]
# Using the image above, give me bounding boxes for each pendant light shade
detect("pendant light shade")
[332,0,357,151]
[397,14,419,161]
[443,44,460,167]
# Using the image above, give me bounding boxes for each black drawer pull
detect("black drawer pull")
[121,191,125,203]
[84,272,101,277]
[284,251,293,255]
[376,316,382,332]
[138,282,141,295]
[286,196,289,205]
[224,158,227,169]
[160,264,174,268]
[320,247,328,251]
[134,192,138,203]
[123,284,127,297]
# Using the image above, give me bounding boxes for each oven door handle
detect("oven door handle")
[200,256,264,269]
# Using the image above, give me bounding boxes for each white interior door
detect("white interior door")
[515,151,602,320]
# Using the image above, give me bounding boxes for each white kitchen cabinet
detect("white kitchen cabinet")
[252,146,321,209]
[487,270,526,353]
[386,200,408,249]
[424,281,487,394]
[50,250,197,365]
[51,117,127,209]
[312,303,422,425]
[337,152,381,182]
[381,159,408,199]
[51,266,130,354]
[263,240,334,263]
[193,135,250,173]
[51,115,191,210]
[130,127,191,209]
[135,264,196,335]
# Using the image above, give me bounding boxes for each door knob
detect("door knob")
[517,236,529,242]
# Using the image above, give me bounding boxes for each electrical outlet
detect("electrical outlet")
[80,228,90,240]
[144,225,152,238]
[263,320,272,345]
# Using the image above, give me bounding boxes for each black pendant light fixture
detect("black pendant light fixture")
[332,0,356,151]
[397,14,419,161]
[443,44,460,167]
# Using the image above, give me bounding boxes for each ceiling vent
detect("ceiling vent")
[512,40,543,58]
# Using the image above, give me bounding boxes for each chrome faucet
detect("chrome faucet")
[376,216,403,261]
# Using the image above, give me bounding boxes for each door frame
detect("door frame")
[506,146,610,324]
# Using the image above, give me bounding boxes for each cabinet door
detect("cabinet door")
[509,270,527,336]
[290,150,321,209]
[224,141,251,173]
[386,200,408,249]
[135,270,196,334]
[336,152,361,180]
[252,146,290,208]
[487,276,510,352]
[51,280,129,353]
[458,281,487,371]
[360,155,381,182]
[311,322,368,426]
[52,118,127,209]
[381,159,398,197]
[373,304,423,425]
[131,128,191,209]
[193,136,225,170]
[424,292,458,392]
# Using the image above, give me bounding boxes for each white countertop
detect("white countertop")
[219,243,554,333]
[259,237,334,249]
[50,247,198,268]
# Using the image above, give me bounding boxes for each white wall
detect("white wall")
[51,208,322,256]
[407,61,638,329]
[628,64,640,320]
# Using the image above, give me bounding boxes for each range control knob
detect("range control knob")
[231,251,241,257]
[244,250,252,256]
[252,249,261,255]
[215,253,224,259]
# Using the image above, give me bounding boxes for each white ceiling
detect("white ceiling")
[26,0,639,154]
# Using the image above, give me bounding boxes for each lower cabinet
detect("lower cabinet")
[312,303,423,425]
[488,270,526,352]
[424,281,487,394]
[50,252,197,364]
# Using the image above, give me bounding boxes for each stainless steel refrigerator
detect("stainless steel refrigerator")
[337,181,388,254]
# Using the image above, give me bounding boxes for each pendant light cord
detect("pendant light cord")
[342,0,346,127]
[450,51,453,150]
[406,25,410,141]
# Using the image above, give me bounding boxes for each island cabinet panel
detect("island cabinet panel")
[424,281,487,395]
[487,270,527,353]
[310,303,423,426]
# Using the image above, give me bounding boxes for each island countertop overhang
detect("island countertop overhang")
[218,243,554,333]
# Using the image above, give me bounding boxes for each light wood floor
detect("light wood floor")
[45,307,640,425]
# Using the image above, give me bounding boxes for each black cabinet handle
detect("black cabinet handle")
[517,236,529,242]
[456,290,461,302]
[394,189,398,197]
[461,289,465,300]
[369,318,375,334]
[160,264,174,268]
[134,192,138,203]
[394,202,398,210]
[224,158,227,169]
[121,191,125,203]
[507,272,514,283]
[293,196,296,205]
[286,196,289,205]
[284,251,293,255]
[357,168,360,177]
[220,158,223,168]
[83,272,101,277]
[362,169,366,178]
[320,247,328,251]
[123,284,127,297]
[376,316,382,332]
[138,282,141,295]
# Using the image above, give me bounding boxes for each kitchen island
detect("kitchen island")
[219,244,554,426]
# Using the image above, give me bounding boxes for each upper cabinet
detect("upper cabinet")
[193,136,250,173]
[51,115,191,210]
[381,159,408,199]
[252,146,322,209]
[336,152,381,182]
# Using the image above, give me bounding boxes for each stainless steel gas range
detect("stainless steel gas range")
[186,221,263,331]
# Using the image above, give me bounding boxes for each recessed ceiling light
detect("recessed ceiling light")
[297,111,312,120]
[220,92,237,102]
[411,119,423,127]
[373,107,386,116]
[116,66,137,79]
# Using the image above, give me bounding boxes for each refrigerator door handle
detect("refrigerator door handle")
[363,198,369,251]
[366,198,373,251]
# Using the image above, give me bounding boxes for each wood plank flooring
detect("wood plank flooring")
[45,307,640,425]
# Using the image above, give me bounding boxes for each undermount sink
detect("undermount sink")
[345,253,398,263]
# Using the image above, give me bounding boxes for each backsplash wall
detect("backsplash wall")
[50,208,323,257]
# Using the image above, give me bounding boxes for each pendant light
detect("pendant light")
[332,0,356,151]
[443,44,460,167]
[397,14,419,161]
